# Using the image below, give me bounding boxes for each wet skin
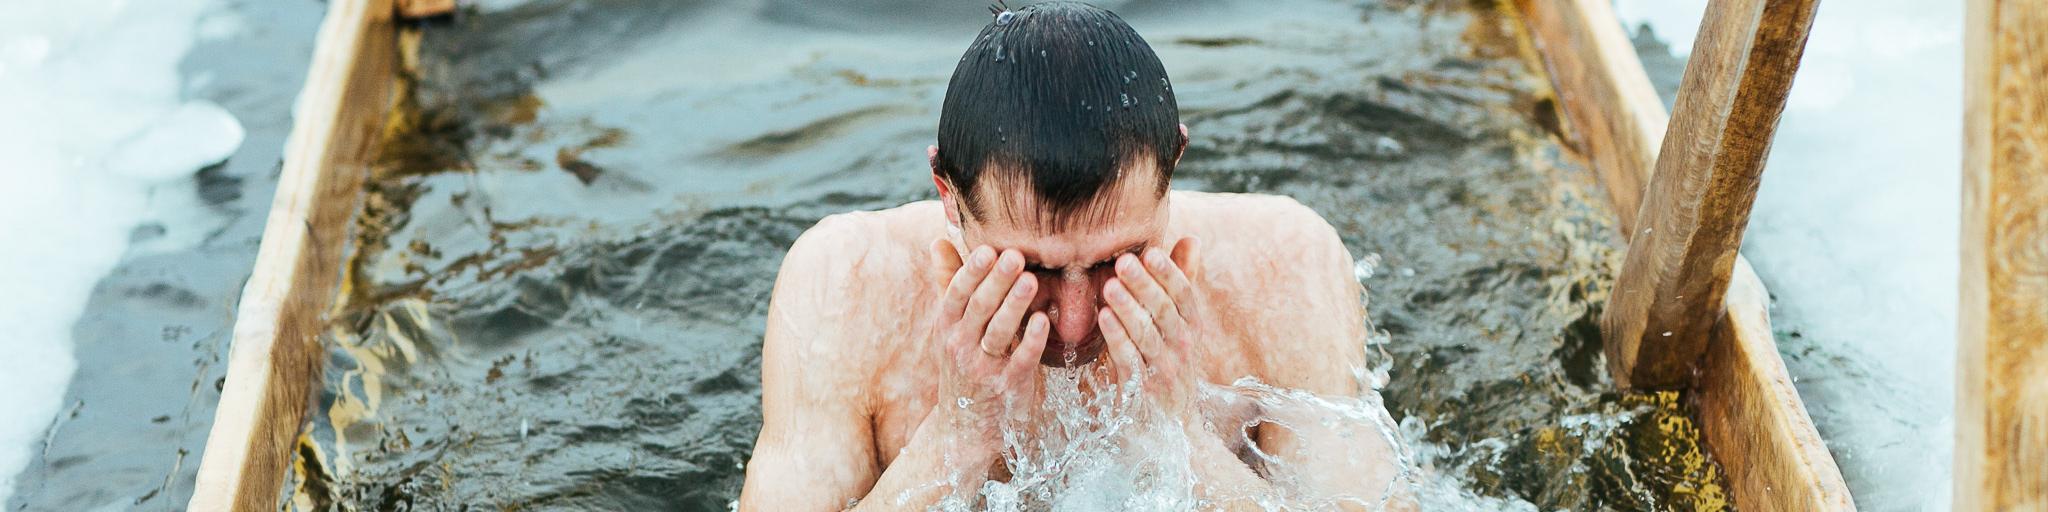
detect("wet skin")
[740,155,1409,509]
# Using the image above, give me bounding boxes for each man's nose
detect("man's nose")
[1053,276,1097,343]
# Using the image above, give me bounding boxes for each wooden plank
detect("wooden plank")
[1958,0,2048,509]
[1601,0,1819,390]
[1698,259,1855,511]
[397,0,456,19]
[1514,0,1668,233]
[1511,0,1853,509]
[187,0,397,509]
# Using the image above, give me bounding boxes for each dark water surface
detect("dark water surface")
[290,0,1730,510]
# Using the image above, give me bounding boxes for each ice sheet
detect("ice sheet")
[0,0,236,506]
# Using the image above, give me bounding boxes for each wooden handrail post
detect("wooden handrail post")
[1601,0,1820,390]
[1958,0,2048,508]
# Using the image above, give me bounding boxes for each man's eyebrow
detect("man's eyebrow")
[1024,242,1147,272]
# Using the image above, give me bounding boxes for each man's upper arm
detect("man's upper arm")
[1255,199,1370,395]
[1245,199,1411,509]
[740,215,880,510]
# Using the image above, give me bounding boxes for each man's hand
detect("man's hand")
[929,241,1054,443]
[1098,237,1207,425]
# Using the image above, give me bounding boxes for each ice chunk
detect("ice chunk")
[105,101,244,182]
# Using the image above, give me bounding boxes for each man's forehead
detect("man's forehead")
[968,177,1167,266]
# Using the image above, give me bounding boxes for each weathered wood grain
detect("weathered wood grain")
[187,0,397,509]
[1602,0,1818,390]
[1512,0,1852,509]
[1958,0,2048,509]
[1513,0,1668,233]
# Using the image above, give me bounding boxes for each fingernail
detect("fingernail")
[999,250,1020,272]
[1117,256,1139,275]
[1145,249,1166,269]
[974,247,994,268]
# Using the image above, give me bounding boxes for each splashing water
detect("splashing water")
[931,368,1425,511]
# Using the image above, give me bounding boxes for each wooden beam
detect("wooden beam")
[397,0,456,19]
[1514,0,1668,233]
[1958,0,2048,509]
[187,0,397,509]
[1602,0,1819,390]
[1512,1,1852,509]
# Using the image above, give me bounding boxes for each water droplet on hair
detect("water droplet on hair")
[1087,40,1095,46]
[996,11,1015,25]
[1124,70,1136,83]
[1156,95,1164,103]
[995,44,1006,62]
[1040,49,1047,58]
[1120,93,1133,108]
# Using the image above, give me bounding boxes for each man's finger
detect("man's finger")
[963,249,1024,330]
[1008,312,1051,372]
[941,245,997,320]
[980,273,1037,357]
[1104,279,1166,360]
[1099,307,1145,385]
[1115,253,1187,343]
[1152,243,1200,327]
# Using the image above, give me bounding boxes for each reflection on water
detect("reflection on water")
[286,0,1731,510]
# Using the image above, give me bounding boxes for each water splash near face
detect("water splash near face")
[985,369,1192,510]
[927,364,1446,511]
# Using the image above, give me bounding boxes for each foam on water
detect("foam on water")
[0,0,239,506]
[1614,1,1961,508]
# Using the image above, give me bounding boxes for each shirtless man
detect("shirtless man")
[739,2,1406,509]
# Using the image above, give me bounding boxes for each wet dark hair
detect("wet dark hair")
[935,1,1182,231]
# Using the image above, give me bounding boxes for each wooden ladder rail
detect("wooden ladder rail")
[1513,0,1854,509]
[1958,0,2048,509]
[1601,0,1818,390]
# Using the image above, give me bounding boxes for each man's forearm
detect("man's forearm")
[853,409,998,511]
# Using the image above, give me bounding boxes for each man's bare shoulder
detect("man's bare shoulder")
[772,201,945,333]
[1170,191,1351,276]
[1173,192,1365,392]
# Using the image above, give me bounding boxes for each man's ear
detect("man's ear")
[930,145,964,230]
[1174,123,1189,166]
